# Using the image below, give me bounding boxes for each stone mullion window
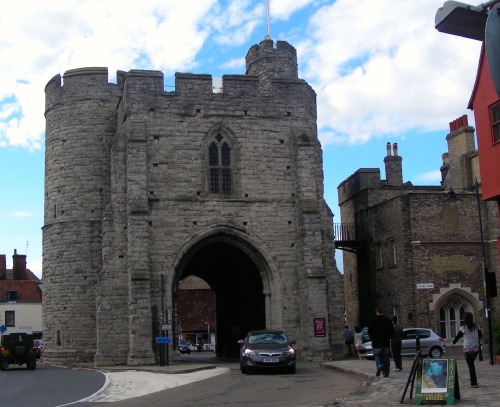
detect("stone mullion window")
[208,137,232,194]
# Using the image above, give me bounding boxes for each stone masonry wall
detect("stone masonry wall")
[43,40,344,365]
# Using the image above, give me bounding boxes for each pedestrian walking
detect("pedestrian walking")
[343,325,355,355]
[451,312,482,388]
[391,316,403,371]
[368,306,394,377]
[354,326,363,359]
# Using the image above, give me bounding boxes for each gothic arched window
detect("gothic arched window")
[439,301,468,340]
[208,133,232,194]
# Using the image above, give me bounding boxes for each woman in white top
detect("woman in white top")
[451,312,482,387]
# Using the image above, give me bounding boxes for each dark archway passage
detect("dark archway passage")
[177,240,265,358]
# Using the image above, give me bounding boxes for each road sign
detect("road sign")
[155,337,171,344]
[0,325,6,334]
[162,324,172,331]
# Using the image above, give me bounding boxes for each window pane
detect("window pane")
[222,169,231,193]
[210,169,219,193]
[494,124,500,142]
[5,311,15,326]
[389,239,396,266]
[221,143,231,166]
[209,143,219,166]
[7,291,19,301]
[493,105,500,122]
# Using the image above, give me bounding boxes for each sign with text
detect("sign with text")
[415,357,459,405]
[416,283,434,289]
[155,337,171,344]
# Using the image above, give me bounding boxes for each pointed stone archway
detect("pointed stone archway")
[170,225,282,358]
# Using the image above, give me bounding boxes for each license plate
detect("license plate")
[263,357,279,363]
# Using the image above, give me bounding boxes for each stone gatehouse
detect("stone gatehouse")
[42,39,344,366]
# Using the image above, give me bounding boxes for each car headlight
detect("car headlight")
[243,348,256,356]
[284,348,295,356]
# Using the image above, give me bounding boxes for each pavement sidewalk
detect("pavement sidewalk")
[72,351,500,406]
[322,353,500,406]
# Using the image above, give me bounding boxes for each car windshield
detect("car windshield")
[248,333,288,344]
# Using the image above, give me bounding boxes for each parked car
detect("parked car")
[357,328,446,360]
[238,329,296,374]
[0,333,37,370]
[33,339,44,359]
[178,339,191,354]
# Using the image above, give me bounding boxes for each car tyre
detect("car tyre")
[240,363,250,374]
[429,347,443,358]
[287,365,296,374]
[0,360,8,371]
[27,358,36,370]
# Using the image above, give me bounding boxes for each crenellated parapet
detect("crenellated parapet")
[246,39,298,80]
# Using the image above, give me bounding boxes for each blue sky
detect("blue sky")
[0,0,483,277]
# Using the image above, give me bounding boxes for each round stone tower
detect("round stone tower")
[245,39,298,94]
[43,68,121,363]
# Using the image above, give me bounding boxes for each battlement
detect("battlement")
[246,39,298,79]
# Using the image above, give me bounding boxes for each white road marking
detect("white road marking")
[57,367,229,405]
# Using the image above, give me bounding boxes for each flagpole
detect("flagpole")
[265,0,272,39]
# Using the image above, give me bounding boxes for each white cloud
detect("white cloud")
[270,0,317,20]
[211,0,265,46]
[0,0,220,150]
[0,0,485,150]
[298,0,482,145]
[414,170,442,183]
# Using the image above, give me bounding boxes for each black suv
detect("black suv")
[0,333,37,370]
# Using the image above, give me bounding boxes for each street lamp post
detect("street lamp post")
[475,180,494,365]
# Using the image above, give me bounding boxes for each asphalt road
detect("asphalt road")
[94,356,362,407]
[0,354,363,407]
[0,362,106,407]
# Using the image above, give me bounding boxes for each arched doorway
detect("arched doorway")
[173,234,268,358]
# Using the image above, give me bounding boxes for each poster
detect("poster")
[421,359,449,393]
[314,318,325,337]
[414,357,459,405]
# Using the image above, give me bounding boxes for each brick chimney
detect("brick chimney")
[442,115,476,190]
[12,249,28,280]
[0,254,6,280]
[384,142,403,186]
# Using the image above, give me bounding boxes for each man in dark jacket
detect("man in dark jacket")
[368,307,394,377]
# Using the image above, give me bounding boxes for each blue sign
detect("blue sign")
[155,336,171,344]
[0,325,6,334]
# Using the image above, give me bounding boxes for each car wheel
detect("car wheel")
[287,365,296,374]
[429,347,443,358]
[0,360,8,371]
[27,359,36,370]
[187,349,191,355]
[240,363,250,374]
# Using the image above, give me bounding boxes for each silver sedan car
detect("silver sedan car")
[238,329,297,374]
[357,327,446,359]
